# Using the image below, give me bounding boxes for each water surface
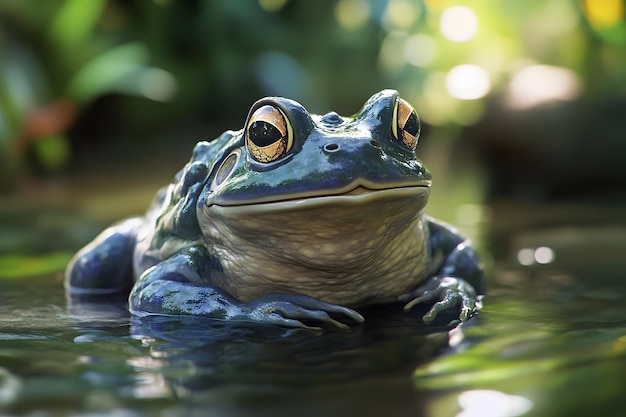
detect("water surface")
[1,214,626,416]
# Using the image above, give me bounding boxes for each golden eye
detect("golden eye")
[246,105,293,163]
[391,98,420,150]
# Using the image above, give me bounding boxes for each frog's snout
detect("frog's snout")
[320,111,344,125]
[323,140,382,154]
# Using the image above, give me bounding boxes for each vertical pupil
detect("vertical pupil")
[249,121,282,147]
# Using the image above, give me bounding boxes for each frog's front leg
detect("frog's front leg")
[400,218,485,324]
[129,246,364,330]
[66,218,143,294]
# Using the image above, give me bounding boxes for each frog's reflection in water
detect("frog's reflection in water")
[67,295,462,413]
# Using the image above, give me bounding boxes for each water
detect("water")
[1,213,626,416]
[0,276,452,416]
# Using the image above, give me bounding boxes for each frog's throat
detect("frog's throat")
[207,180,431,215]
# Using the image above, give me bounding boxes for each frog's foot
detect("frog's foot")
[244,294,364,331]
[399,276,481,324]
[130,261,364,331]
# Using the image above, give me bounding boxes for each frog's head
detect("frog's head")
[200,89,430,208]
[197,90,431,259]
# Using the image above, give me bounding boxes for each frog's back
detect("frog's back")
[66,132,239,293]
[133,132,240,275]
[145,133,235,215]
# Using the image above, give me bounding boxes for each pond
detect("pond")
[1,199,626,417]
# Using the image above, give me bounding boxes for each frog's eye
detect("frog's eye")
[246,105,293,163]
[391,98,420,151]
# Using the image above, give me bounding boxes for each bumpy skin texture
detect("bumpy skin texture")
[66,90,484,330]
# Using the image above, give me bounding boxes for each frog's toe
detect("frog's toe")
[401,276,480,324]
[421,291,471,323]
[290,295,365,325]
[247,294,363,330]
[400,290,436,312]
[266,309,350,331]
[262,313,327,331]
[458,292,476,321]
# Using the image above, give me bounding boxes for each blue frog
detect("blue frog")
[66,90,484,330]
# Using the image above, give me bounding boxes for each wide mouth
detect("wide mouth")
[206,181,431,215]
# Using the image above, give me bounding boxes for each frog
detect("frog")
[66,89,484,330]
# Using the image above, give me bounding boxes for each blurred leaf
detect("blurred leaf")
[0,252,72,279]
[49,0,106,51]
[66,43,175,104]
[591,22,626,45]
[0,42,46,137]
[31,135,71,171]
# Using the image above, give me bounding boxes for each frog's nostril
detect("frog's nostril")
[324,143,339,152]
[370,140,381,149]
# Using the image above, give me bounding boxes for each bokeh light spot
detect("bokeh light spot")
[517,247,556,266]
[440,6,478,42]
[403,34,437,67]
[335,0,370,29]
[534,246,555,265]
[446,65,491,100]
[258,0,288,13]
[378,32,408,76]
[583,0,624,28]
[517,248,535,266]
[505,65,581,109]
[457,390,533,417]
[384,0,420,30]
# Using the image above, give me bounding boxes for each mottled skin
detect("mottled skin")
[66,90,484,330]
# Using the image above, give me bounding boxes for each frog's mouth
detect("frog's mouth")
[206,180,431,215]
